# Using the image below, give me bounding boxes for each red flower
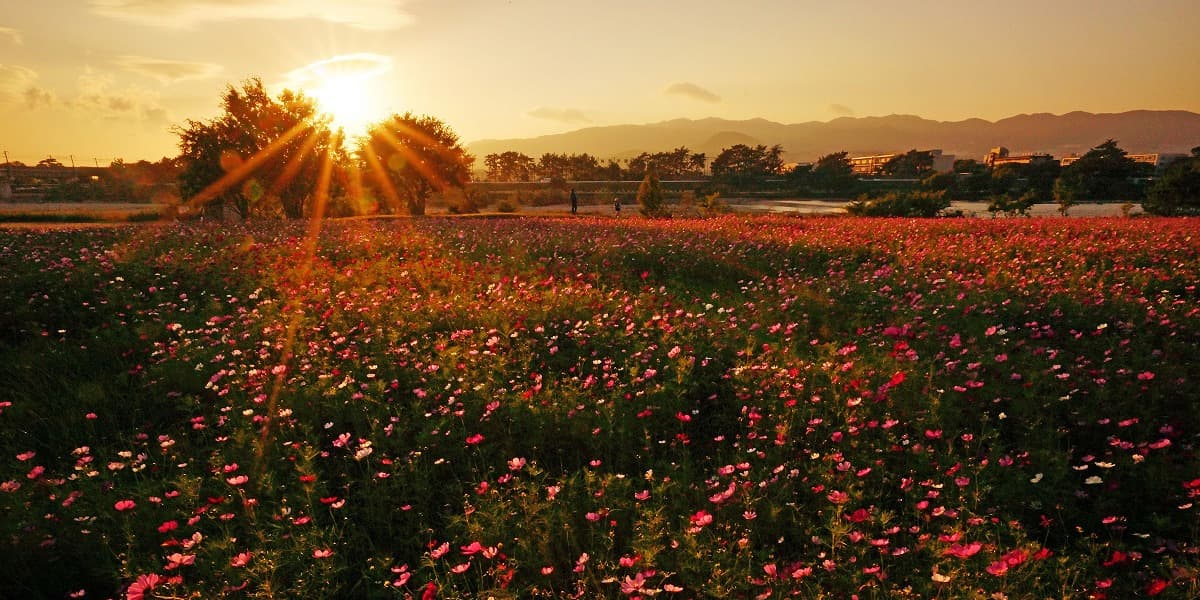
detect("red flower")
[1101,550,1128,567]
[944,542,982,559]
[985,560,1009,576]
[114,499,136,512]
[1146,579,1170,596]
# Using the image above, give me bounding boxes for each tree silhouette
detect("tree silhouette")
[809,151,856,195]
[359,113,472,216]
[175,78,336,219]
[484,151,535,182]
[1054,139,1141,205]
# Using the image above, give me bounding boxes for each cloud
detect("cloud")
[24,86,55,109]
[89,0,414,31]
[0,26,21,45]
[527,107,591,124]
[828,103,856,117]
[1,65,166,120]
[0,64,55,109]
[115,55,224,84]
[282,53,392,89]
[66,69,168,123]
[664,82,720,103]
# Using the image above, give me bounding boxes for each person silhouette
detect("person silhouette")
[614,196,621,216]
[570,188,578,214]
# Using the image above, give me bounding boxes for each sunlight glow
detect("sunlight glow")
[284,53,393,138]
[310,77,373,137]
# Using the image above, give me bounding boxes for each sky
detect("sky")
[1,0,1198,164]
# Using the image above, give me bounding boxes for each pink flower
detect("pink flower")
[620,572,646,595]
[165,553,195,570]
[313,548,333,559]
[226,475,248,486]
[944,542,982,559]
[430,542,450,559]
[465,433,484,445]
[985,560,1008,576]
[114,499,136,512]
[1002,548,1028,567]
[231,552,253,567]
[126,573,160,600]
[450,561,471,574]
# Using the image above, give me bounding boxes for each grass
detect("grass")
[0,204,164,223]
[0,215,1197,599]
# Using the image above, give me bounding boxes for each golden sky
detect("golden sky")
[1,0,1198,164]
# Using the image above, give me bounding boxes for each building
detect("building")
[983,147,1056,168]
[848,154,893,175]
[1060,152,1188,170]
[848,149,955,176]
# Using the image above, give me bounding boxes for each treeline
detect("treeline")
[485,140,1200,216]
[483,145,859,195]
[483,147,707,182]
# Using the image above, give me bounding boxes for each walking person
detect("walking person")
[614,196,621,216]
[570,188,578,215]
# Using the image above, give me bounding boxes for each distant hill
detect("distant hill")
[467,110,1200,163]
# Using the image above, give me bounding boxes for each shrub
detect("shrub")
[698,191,728,217]
[987,191,1037,217]
[845,190,950,217]
[637,172,667,218]
[1143,157,1200,216]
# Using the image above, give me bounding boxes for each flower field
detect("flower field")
[1,216,1198,599]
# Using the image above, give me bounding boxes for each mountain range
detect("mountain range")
[467,110,1200,164]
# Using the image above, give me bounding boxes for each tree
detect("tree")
[785,163,813,190]
[626,147,701,180]
[636,171,667,217]
[483,151,534,182]
[1053,139,1142,205]
[1143,152,1200,215]
[809,151,857,195]
[535,153,570,182]
[881,149,934,177]
[710,144,784,187]
[36,157,63,168]
[175,78,336,219]
[358,112,472,216]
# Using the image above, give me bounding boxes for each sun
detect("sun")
[284,53,393,139]
[309,76,374,138]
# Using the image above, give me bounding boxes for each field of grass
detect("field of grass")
[1,216,1198,599]
[0,202,165,223]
